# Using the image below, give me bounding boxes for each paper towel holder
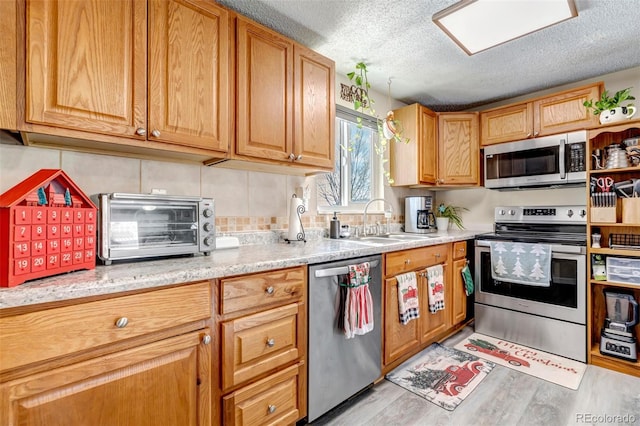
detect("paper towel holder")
[285,194,306,243]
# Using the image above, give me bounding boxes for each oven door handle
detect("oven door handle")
[475,240,585,255]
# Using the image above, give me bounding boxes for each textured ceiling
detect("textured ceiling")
[217,0,640,111]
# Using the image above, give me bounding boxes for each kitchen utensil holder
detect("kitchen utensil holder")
[590,206,619,223]
[622,197,640,224]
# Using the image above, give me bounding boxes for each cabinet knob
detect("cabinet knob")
[202,334,211,345]
[267,405,277,414]
[295,154,303,161]
[404,259,411,265]
[533,131,539,137]
[266,286,275,295]
[435,253,441,258]
[266,338,275,347]
[151,129,161,138]
[135,128,146,136]
[288,153,296,160]
[115,317,129,328]
[526,132,532,138]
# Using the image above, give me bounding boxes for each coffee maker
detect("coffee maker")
[600,290,638,361]
[404,196,436,234]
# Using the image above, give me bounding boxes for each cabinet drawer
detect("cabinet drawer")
[220,266,305,315]
[0,281,211,372]
[453,241,467,259]
[385,245,448,276]
[222,303,300,389]
[223,363,301,426]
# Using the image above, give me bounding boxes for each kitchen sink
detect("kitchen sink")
[346,233,439,246]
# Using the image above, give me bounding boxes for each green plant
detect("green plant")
[346,62,409,184]
[583,87,635,116]
[435,203,468,229]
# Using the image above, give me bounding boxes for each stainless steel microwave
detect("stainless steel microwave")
[92,193,215,264]
[483,131,587,189]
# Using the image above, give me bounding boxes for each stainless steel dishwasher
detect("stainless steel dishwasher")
[307,255,382,422]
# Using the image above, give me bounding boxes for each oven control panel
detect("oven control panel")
[494,205,587,224]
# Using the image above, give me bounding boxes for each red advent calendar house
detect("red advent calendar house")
[0,169,97,287]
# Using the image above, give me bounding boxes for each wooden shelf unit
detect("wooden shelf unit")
[586,118,640,377]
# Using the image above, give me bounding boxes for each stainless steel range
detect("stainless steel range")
[474,205,587,362]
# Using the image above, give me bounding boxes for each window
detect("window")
[316,105,383,213]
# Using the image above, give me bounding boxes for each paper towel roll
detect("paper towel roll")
[288,195,305,241]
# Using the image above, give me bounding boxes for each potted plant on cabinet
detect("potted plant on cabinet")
[435,203,467,232]
[583,87,636,124]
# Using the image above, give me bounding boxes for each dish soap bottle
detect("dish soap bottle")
[330,212,340,239]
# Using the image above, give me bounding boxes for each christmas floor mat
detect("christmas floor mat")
[385,343,494,411]
[454,333,586,390]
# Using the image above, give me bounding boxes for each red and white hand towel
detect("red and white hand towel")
[396,272,420,324]
[343,262,374,339]
[426,264,445,313]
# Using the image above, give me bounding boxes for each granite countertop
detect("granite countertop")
[0,230,482,310]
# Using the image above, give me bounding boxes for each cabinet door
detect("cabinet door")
[26,0,146,138]
[452,258,467,325]
[419,106,438,184]
[437,113,479,185]
[0,329,211,426]
[293,46,335,169]
[534,84,601,136]
[480,103,533,146]
[419,269,448,344]
[383,276,420,365]
[236,17,293,162]
[148,0,229,152]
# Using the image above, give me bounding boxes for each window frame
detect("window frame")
[316,105,384,214]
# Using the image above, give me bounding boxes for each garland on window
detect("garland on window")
[345,62,409,184]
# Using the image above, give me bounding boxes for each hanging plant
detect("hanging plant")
[346,62,409,184]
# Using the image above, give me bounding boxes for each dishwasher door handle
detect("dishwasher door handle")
[314,260,380,278]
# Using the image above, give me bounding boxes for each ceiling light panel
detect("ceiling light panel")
[433,0,578,55]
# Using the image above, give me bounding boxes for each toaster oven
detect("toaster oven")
[92,193,215,265]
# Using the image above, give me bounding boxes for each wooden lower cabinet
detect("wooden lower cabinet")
[0,329,212,426]
[217,266,307,425]
[0,281,213,426]
[223,363,303,426]
[382,242,469,372]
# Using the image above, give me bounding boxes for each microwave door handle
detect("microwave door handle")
[559,138,566,179]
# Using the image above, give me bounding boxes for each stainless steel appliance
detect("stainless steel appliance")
[600,291,638,361]
[475,205,587,362]
[404,195,436,233]
[93,193,215,264]
[484,131,587,189]
[308,255,382,422]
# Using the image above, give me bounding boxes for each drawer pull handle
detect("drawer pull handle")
[115,317,128,328]
[268,405,277,414]
[202,334,211,345]
[266,338,275,347]
[266,286,275,295]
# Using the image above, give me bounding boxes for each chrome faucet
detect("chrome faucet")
[362,198,394,237]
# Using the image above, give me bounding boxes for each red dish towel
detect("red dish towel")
[427,264,445,313]
[343,262,374,339]
[397,272,420,324]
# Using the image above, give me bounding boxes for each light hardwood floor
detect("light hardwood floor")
[309,326,640,426]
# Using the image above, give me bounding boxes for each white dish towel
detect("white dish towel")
[396,272,420,325]
[426,264,445,313]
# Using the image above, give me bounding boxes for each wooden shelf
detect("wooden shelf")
[590,166,640,175]
[590,279,640,291]
[589,344,640,377]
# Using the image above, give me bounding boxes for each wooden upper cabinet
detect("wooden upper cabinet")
[480,82,603,146]
[390,103,437,186]
[391,105,478,187]
[533,83,601,136]
[235,17,294,162]
[26,0,147,137]
[148,0,229,151]
[293,45,335,169]
[480,103,533,146]
[438,112,479,185]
